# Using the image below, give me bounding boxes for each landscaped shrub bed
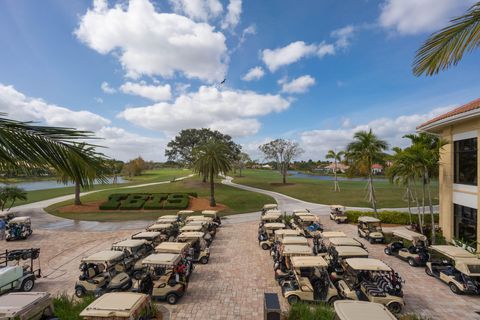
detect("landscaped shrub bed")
[144,193,168,210]
[99,192,191,211]
[346,210,439,225]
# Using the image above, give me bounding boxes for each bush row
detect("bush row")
[99,192,192,211]
[346,210,439,225]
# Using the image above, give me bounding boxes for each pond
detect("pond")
[288,171,387,182]
[0,176,128,191]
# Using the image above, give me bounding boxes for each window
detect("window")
[454,137,477,185]
[453,204,477,244]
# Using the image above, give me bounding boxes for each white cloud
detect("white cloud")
[75,0,228,82]
[242,66,265,81]
[331,25,355,49]
[261,41,335,72]
[279,75,316,94]
[300,107,453,159]
[169,0,223,21]
[221,0,242,30]
[0,84,110,131]
[120,81,172,101]
[379,0,475,35]
[119,85,291,137]
[101,81,116,94]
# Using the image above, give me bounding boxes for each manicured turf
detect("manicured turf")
[233,169,439,208]
[11,168,192,207]
[46,177,274,221]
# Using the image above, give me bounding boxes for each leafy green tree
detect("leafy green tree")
[122,157,146,177]
[259,139,304,184]
[325,150,345,192]
[0,186,27,211]
[346,130,388,215]
[193,140,232,207]
[413,2,480,76]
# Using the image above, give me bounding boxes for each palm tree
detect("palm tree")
[325,150,345,192]
[0,186,27,211]
[346,129,388,216]
[193,140,232,207]
[413,2,480,76]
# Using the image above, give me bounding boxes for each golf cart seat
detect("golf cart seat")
[373,275,392,292]
[362,282,386,297]
[299,277,314,292]
[391,242,403,251]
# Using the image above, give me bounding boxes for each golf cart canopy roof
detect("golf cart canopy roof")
[292,209,310,214]
[281,236,309,245]
[0,292,51,317]
[180,225,203,232]
[142,253,181,266]
[262,212,282,221]
[291,256,328,268]
[0,212,15,219]
[177,210,194,216]
[186,216,212,222]
[330,205,345,210]
[82,250,124,264]
[358,216,381,223]
[298,215,317,222]
[158,215,177,219]
[8,216,30,224]
[282,245,312,256]
[202,210,218,215]
[112,239,147,249]
[334,301,396,320]
[263,204,278,210]
[345,258,391,271]
[392,229,427,242]
[186,220,208,227]
[329,237,363,247]
[132,231,161,240]
[334,246,369,257]
[155,242,190,254]
[322,231,346,238]
[293,211,313,217]
[178,231,204,239]
[147,223,173,231]
[264,222,286,229]
[275,229,300,237]
[455,258,480,276]
[430,245,476,260]
[80,292,149,318]
[156,217,178,223]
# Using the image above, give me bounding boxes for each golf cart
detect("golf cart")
[156,216,178,224]
[282,256,340,305]
[0,292,55,320]
[136,253,188,304]
[292,209,311,214]
[326,246,369,279]
[202,210,221,226]
[425,245,480,295]
[177,232,210,264]
[262,204,278,215]
[274,245,313,282]
[0,211,15,222]
[384,229,429,267]
[177,210,194,220]
[330,205,348,224]
[75,250,132,298]
[111,239,154,279]
[155,242,193,278]
[260,211,283,226]
[357,216,385,244]
[6,217,32,241]
[0,248,41,295]
[274,229,300,241]
[336,258,404,314]
[259,222,286,250]
[317,237,366,255]
[322,231,347,239]
[80,292,156,320]
[333,300,397,320]
[313,232,347,254]
[131,231,163,247]
[146,222,178,242]
[272,236,310,262]
[294,215,323,238]
[186,220,217,237]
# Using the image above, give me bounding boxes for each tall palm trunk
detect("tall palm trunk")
[425,167,436,244]
[209,170,216,207]
[411,181,424,234]
[369,173,378,217]
[333,159,340,192]
[406,179,412,226]
[74,181,81,205]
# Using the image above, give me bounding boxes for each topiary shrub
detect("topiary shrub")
[119,198,146,210]
[346,210,439,225]
[99,201,121,210]
[144,194,167,210]
[108,193,129,202]
[163,197,189,210]
[187,192,198,198]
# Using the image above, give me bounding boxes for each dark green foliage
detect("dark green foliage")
[346,210,439,225]
[188,192,198,198]
[53,293,94,320]
[144,193,168,210]
[288,303,335,320]
[100,192,190,210]
[99,200,120,210]
[108,193,128,201]
[163,197,189,209]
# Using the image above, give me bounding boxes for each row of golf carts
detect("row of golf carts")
[74,209,220,306]
[0,211,33,241]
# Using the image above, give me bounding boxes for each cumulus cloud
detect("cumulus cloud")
[0,84,110,131]
[379,0,475,35]
[242,66,265,81]
[221,0,242,30]
[300,107,453,159]
[169,0,223,21]
[119,85,291,137]
[75,0,228,82]
[279,75,316,94]
[331,25,355,49]
[261,41,335,72]
[120,81,172,101]
[101,81,116,94]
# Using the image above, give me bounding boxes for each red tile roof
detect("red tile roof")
[417,98,480,129]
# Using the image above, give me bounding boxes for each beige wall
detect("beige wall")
[438,118,480,250]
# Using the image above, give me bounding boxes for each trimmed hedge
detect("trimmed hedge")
[346,210,439,225]
[143,193,168,210]
[163,197,189,210]
[99,201,120,210]
[99,193,191,211]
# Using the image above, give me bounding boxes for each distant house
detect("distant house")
[371,164,384,175]
[324,163,349,173]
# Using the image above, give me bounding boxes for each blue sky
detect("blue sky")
[0,0,479,161]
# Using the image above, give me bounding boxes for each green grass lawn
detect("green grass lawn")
[233,169,439,208]
[11,168,192,207]
[45,176,274,221]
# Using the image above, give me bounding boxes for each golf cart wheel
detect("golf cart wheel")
[287,295,300,305]
[369,238,375,244]
[75,287,85,298]
[384,248,392,255]
[20,277,35,292]
[133,271,143,280]
[387,302,402,314]
[200,256,209,264]
[261,243,270,250]
[425,267,433,277]
[327,296,339,305]
[166,293,178,305]
[407,258,416,267]
[449,283,461,295]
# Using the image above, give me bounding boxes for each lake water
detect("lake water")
[288,171,387,182]
[0,176,127,191]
